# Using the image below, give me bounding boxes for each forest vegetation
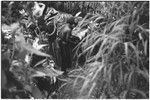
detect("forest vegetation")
[1,1,149,99]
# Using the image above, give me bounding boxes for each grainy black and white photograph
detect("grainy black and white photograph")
[1,1,149,99]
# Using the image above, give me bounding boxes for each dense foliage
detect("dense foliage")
[1,1,149,99]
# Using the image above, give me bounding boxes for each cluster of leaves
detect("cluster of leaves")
[58,1,149,99]
[1,1,63,99]
[42,2,144,20]
[1,1,149,99]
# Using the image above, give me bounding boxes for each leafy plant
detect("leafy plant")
[1,1,149,99]
[1,1,63,98]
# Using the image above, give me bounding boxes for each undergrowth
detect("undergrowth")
[1,1,149,99]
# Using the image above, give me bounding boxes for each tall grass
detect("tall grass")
[1,1,149,99]
[59,1,149,99]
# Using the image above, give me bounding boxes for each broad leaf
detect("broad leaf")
[32,38,48,50]
[2,22,20,34]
